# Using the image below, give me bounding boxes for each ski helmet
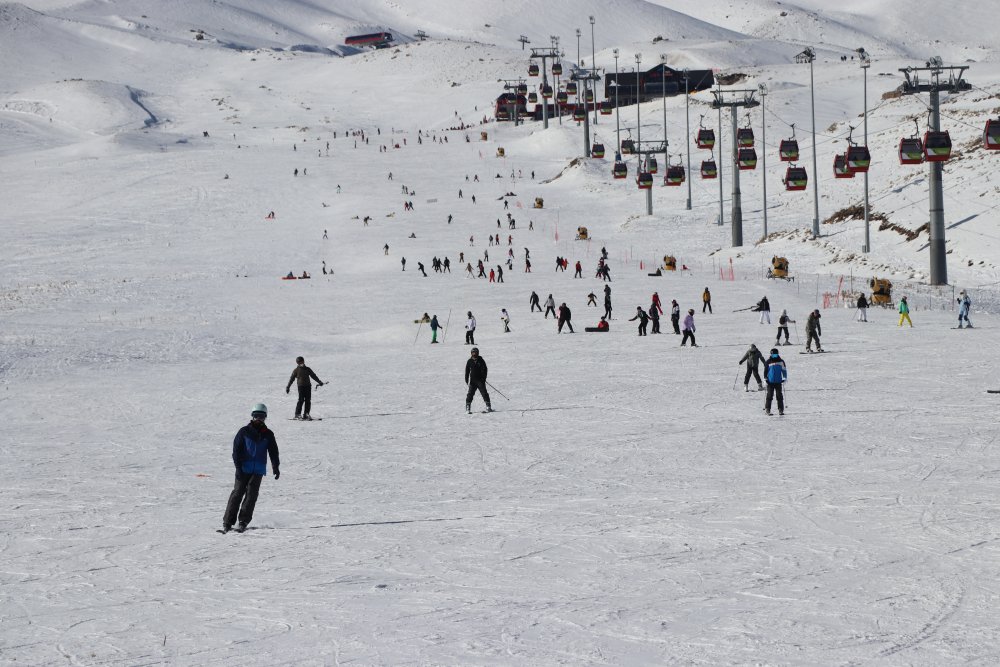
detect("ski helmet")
[770,348,779,355]
[251,403,268,417]
[471,347,479,354]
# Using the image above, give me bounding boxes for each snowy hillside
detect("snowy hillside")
[3,1,1000,664]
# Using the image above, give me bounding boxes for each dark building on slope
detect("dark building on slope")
[605,64,715,106]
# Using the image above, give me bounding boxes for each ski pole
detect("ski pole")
[413,321,423,346]
[793,322,800,346]
[485,380,510,401]
[733,367,741,391]
[442,308,452,343]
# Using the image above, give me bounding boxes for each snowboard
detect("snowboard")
[987,390,1000,394]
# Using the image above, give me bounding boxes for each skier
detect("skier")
[464,347,492,413]
[418,262,427,277]
[465,311,477,345]
[629,306,649,336]
[681,309,698,347]
[543,294,556,319]
[856,293,868,322]
[738,344,765,392]
[430,314,443,343]
[651,292,663,315]
[574,261,583,278]
[670,299,681,334]
[603,287,613,320]
[754,296,771,324]
[223,403,279,533]
[648,300,661,334]
[401,257,406,271]
[501,308,511,333]
[805,310,823,352]
[702,287,713,314]
[587,292,597,307]
[443,257,451,273]
[384,244,389,255]
[957,290,973,328]
[763,348,787,415]
[898,296,913,327]
[557,303,574,333]
[496,265,504,283]
[529,291,542,312]
[776,309,795,345]
[286,356,324,420]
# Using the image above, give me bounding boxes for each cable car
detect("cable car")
[556,91,568,105]
[592,143,605,158]
[585,89,595,103]
[637,172,653,189]
[528,63,539,77]
[613,161,628,179]
[646,156,658,174]
[552,62,563,76]
[696,128,715,150]
[600,100,613,115]
[985,118,1000,150]
[620,139,635,154]
[847,145,871,172]
[737,148,757,170]
[541,84,553,99]
[783,165,808,191]
[899,137,923,164]
[528,92,538,104]
[833,153,854,178]
[779,138,799,162]
[664,165,685,186]
[923,130,952,162]
[737,127,755,148]
[700,159,717,179]
[516,83,527,95]
[573,107,585,121]
[566,81,578,96]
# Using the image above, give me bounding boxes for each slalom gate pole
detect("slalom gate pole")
[442,308,452,343]
[485,381,510,401]
[413,321,423,346]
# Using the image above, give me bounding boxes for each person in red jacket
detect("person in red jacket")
[651,292,663,315]
[574,260,583,278]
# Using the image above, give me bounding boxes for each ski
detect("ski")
[288,418,323,421]
[987,390,1000,394]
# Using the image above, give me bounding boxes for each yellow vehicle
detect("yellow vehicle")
[576,226,589,240]
[534,197,544,209]
[870,277,893,307]
[496,147,505,157]
[768,256,792,281]
[662,255,677,271]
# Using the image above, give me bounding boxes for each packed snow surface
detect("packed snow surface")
[3,1,1000,664]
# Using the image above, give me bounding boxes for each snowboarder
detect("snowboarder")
[856,294,868,322]
[702,287,712,314]
[629,306,649,336]
[957,290,973,328]
[430,314,443,343]
[465,311,477,345]
[530,291,542,312]
[763,348,787,415]
[898,296,913,327]
[557,303,574,333]
[670,300,681,334]
[681,309,698,347]
[543,294,556,319]
[223,403,279,533]
[286,357,324,420]
[776,309,794,345]
[501,308,511,333]
[464,347,492,413]
[739,344,765,391]
[805,310,823,352]
[754,296,771,324]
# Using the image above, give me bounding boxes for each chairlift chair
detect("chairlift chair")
[528,63,539,77]
[847,145,871,172]
[737,147,757,170]
[923,130,952,162]
[984,118,1000,150]
[783,165,808,190]
[700,159,717,179]
[833,153,854,178]
[637,172,653,189]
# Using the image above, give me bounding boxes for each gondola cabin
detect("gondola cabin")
[985,119,1000,150]
[737,148,757,170]
[600,100,613,115]
[833,153,854,178]
[620,139,635,154]
[557,91,568,105]
[696,128,715,149]
[664,165,685,186]
[700,159,718,179]
[516,83,528,95]
[552,62,563,76]
[663,256,677,271]
[344,32,394,48]
[646,156,658,174]
[779,138,799,161]
[528,63,539,77]
[585,89,595,103]
[869,277,893,307]
[567,82,578,96]
[592,143,605,158]
[637,172,653,189]
[783,165,808,191]
[573,107,586,122]
[898,137,924,165]
[613,161,628,179]
[847,145,871,172]
[737,127,755,148]
[528,92,538,104]
[923,130,952,162]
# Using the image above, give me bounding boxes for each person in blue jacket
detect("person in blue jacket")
[763,349,787,416]
[223,403,280,532]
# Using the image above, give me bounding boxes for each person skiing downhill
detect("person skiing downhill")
[223,403,280,533]
[957,290,973,328]
[898,296,913,327]
[464,347,492,413]
[776,309,795,345]
[465,311,477,344]
[805,310,823,352]
[543,294,556,319]
[739,344,765,391]
[763,349,787,416]
[286,357,324,420]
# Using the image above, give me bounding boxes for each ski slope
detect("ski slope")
[3,1,1000,664]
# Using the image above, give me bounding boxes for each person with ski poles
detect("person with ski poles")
[763,348,787,416]
[223,403,279,533]
[286,357,324,420]
[464,347,492,414]
[805,310,823,352]
[430,314,443,343]
[957,290,973,328]
[739,344,765,392]
[776,309,794,345]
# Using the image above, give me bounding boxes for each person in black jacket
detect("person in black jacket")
[648,300,661,333]
[557,303,574,333]
[738,344,765,391]
[286,356,324,420]
[529,291,542,312]
[464,347,492,413]
[224,403,280,532]
[629,306,649,336]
